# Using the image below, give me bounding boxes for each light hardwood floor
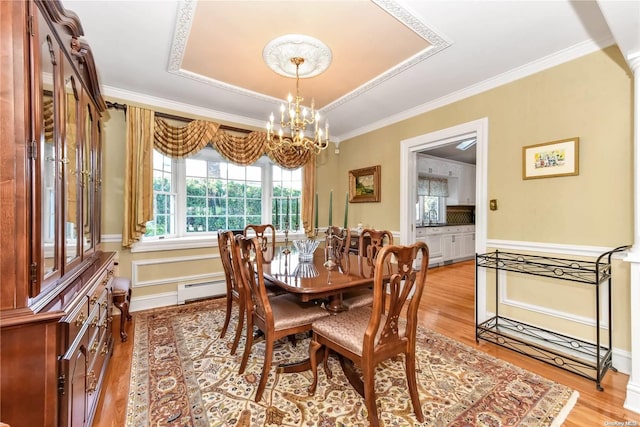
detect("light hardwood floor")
[94,260,639,426]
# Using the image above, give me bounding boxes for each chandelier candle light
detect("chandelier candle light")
[263,34,332,154]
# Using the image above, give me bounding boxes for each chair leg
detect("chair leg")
[405,351,424,422]
[239,317,254,374]
[117,300,130,342]
[288,334,297,347]
[255,338,273,402]
[323,349,333,379]
[308,339,322,395]
[220,294,233,339]
[126,289,132,320]
[230,299,244,355]
[363,363,380,427]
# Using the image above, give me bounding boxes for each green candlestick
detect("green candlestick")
[328,190,333,226]
[314,193,318,229]
[343,191,348,229]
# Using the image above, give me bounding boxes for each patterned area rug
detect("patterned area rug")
[126,298,578,426]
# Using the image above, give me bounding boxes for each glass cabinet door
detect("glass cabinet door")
[82,104,95,256]
[35,11,61,294]
[63,65,81,269]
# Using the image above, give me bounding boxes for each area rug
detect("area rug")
[125,298,578,426]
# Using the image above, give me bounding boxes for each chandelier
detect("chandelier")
[263,35,332,154]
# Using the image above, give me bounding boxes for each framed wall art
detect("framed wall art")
[349,165,381,203]
[522,137,579,180]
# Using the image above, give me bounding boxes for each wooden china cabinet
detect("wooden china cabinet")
[0,1,115,426]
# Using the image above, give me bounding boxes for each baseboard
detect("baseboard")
[130,291,178,313]
[624,381,640,414]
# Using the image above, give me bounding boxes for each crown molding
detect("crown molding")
[101,85,266,130]
[336,35,616,142]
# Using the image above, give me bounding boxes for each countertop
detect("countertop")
[416,223,475,228]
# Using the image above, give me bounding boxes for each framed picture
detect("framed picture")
[522,137,579,180]
[349,165,381,203]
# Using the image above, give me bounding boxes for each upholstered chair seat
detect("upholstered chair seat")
[311,306,407,356]
[340,288,374,310]
[269,294,329,331]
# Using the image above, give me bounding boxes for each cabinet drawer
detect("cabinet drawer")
[61,300,90,351]
[88,263,115,308]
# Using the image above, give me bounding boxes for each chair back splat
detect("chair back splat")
[308,242,429,427]
[325,226,351,259]
[359,228,393,278]
[243,224,276,263]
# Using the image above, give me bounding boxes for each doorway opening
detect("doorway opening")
[399,117,488,322]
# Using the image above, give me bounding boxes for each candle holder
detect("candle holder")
[282,225,291,255]
[323,226,337,269]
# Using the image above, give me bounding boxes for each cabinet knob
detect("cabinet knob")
[74,312,86,327]
[87,370,97,394]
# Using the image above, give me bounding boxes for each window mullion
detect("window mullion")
[263,164,273,225]
[175,158,186,236]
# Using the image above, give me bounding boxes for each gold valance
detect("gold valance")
[153,118,311,170]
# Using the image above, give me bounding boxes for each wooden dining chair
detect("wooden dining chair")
[217,230,245,355]
[243,224,286,297]
[233,235,330,403]
[325,226,351,262]
[308,242,429,427]
[324,226,376,310]
[358,228,394,278]
[243,224,276,263]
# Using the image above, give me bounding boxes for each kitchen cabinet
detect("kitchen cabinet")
[418,155,461,177]
[417,155,475,206]
[458,163,476,205]
[0,1,114,426]
[461,232,475,258]
[442,233,461,262]
[416,225,474,266]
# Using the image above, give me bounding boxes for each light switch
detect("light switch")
[489,199,498,210]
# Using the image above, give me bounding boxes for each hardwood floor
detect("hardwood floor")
[94,260,639,426]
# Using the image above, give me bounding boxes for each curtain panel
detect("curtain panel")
[417,176,449,197]
[122,106,154,247]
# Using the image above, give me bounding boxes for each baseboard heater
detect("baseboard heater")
[177,280,226,304]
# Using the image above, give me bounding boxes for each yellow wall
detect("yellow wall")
[99,46,634,350]
[330,46,632,246]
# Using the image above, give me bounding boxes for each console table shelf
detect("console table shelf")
[475,246,629,391]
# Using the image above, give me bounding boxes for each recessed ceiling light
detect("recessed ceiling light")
[456,138,477,151]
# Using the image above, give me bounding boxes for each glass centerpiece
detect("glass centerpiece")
[294,239,319,262]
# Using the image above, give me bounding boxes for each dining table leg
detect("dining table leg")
[277,345,327,374]
[324,293,348,313]
[338,355,365,397]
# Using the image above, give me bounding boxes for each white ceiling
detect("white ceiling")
[63,0,636,155]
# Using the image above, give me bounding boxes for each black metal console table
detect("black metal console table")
[475,246,630,390]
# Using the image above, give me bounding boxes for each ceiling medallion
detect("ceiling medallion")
[263,34,332,78]
[264,35,331,154]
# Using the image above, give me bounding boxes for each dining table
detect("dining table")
[262,243,376,313]
[260,242,379,386]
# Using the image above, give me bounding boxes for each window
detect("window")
[416,195,444,225]
[417,176,448,225]
[145,146,302,240]
[146,150,175,237]
[272,166,302,231]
